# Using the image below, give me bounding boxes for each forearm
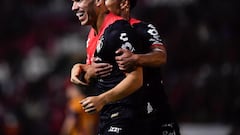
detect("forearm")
[83,62,113,84]
[71,63,89,86]
[78,64,91,85]
[136,47,167,67]
[83,71,91,84]
[99,67,143,104]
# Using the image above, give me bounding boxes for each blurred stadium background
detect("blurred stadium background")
[0,0,239,134]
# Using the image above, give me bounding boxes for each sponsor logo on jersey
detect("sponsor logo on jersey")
[108,126,122,133]
[120,33,135,52]
[163,131,176,135]
[162,123,177,135]
[147,24,162,45]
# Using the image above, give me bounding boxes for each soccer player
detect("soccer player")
[70,0,144,134]
[71,0,181,134]
[105,0,181,135]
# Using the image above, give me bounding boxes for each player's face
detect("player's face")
[71,0,96,26]
[105,0,122,16]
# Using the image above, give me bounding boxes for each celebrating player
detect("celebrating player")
[70,0,144,134]
[71,0,181,134]
[106,0,181,134]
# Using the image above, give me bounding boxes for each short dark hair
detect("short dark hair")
[129,0,137,10]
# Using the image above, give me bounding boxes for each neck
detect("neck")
[92,10,109,34]
[122,13,130,21]
[121,7,130,21]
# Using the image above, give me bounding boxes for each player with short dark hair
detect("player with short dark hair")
[70,0,144,134]
[105,0,181,134]
[71,0,181,134]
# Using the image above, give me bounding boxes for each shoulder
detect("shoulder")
[131,20,164,47]
[109,20,133,32]
[104,13,131,31]
[132,20,157,32]
[104,20,135,39]
[103,20,139,53]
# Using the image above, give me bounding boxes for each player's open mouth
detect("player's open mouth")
[76,11,85,20]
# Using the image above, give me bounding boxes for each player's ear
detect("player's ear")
[120,0,129,10]
[96,0,104,7]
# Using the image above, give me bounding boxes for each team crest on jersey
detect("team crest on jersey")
[147,102,153,114]
[96,36,104,53]
[120,33,135,52]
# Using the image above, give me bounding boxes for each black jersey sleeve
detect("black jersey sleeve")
[132,22,164,52]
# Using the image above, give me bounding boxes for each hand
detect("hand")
[70,63,88,85]
[87,59,113,78]
[80,95,105,114]
[115,48,138,72]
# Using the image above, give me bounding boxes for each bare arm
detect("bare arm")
[99,66,143,103]
[70,63,89,85]
[80,66,143,113]
[115,45,167,71]
[83,60,112,84]
[135,45,167,67]
[70,62,112,85]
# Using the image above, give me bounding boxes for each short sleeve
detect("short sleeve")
[133,22,164,51]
